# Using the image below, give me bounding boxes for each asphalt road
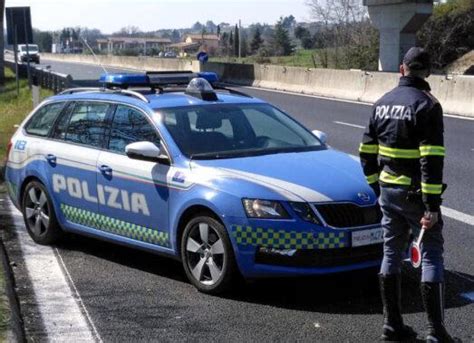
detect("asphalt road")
[0,59,472,342]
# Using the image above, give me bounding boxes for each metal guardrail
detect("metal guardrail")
[4,59,73,94]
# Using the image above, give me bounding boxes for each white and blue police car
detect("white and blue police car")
[4,71,383,293]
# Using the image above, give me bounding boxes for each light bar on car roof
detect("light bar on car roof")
[99,71,219,89]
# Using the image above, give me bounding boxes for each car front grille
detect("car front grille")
[255,244,383,268]
[314,203,382,228]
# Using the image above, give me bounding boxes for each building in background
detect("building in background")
[169,34,220,57]
[97,37,172,55]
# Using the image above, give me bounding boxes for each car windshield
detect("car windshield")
[20,45,38,52]
[159,103,324,159]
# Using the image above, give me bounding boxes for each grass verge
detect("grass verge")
[0,68,53,159]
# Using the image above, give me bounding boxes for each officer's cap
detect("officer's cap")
[403,47,431,71]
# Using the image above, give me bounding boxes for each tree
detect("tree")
[220,32,229,56]
[295,26,313,49]
[272,17,294,56]
[192,21,204,32]
[171,30,180,43]
[115,25,141,37]
[217,25,221,37]
[0,0,5,86]
[307,0,375,68]
[205,20,217,33]
[33,30,53,53]
[234,24,240,56]
[250,27,264,54]
[281,15,297,30]
[418,0,474,69]
[240,32,249,57]
[228,31,234,56]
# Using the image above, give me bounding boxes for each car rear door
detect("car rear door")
[47,101,112,227]
[96,104,172,251]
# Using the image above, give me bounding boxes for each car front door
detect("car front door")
[96,104,172,251]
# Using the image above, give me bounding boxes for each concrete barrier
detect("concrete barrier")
[42,54,473,117]
[204,61,473,117]
[41,53,200,73]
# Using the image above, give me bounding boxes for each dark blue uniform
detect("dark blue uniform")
[360,76,445,283]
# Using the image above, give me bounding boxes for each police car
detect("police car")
[4,71,383,294]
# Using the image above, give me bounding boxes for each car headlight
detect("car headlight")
[242,199,290,219]
[289,202,321,225]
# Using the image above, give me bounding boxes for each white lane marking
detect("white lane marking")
[333,121,365,129]
[55,248,103,342]
[440,206,474,226]
[349,154,473,226]
[9,204,100,342]
[236,85,474,121]
[444,113,474,121]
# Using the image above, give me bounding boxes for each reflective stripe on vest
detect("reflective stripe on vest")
[379,171,412,186]
[379,145,420,159]
[419,145,446,157]
[421,183,443,195]
[359,143,379,154]
[365,173,379,184]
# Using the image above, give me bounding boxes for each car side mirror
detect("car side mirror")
[125,141,169,164]
[312,130,328,145]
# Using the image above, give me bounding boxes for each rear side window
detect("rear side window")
[65,102,110,148]
[108,105,160,153]
[25,102,65,137]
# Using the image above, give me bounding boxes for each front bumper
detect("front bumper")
[226,216,383,278]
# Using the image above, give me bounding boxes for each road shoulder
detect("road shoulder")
[0,185,25,342]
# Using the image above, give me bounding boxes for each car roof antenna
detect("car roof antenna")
[80,36,109,75]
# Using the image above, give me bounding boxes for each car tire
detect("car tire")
[181,214,238,294]
[22,181,63,245]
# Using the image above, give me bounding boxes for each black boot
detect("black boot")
[421,282,460,343]
[379,274,417,341]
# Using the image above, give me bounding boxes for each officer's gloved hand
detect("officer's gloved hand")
[420,211,439,230]
[370,184,381,198]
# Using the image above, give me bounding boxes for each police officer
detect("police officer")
[359,47,457,342]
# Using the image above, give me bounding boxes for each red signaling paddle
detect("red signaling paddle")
[410,228,425,268]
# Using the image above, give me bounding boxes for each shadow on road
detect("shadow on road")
[1,194,472,317]
[55,230,473,316]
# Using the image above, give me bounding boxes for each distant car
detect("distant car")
[17,44,40,64]
[164,51,177,58]
[4,71,383,294]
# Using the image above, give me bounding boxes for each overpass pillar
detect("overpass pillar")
[364,0,433,71]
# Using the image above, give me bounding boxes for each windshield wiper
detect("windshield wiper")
[190,146,321,160]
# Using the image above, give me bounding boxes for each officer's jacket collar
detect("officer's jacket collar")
[398,76,431,91]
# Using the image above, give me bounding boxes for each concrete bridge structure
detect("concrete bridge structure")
[364,0,434,72]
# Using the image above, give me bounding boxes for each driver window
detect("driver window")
[109,105,160,153]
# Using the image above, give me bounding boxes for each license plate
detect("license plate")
[352,227,384,247]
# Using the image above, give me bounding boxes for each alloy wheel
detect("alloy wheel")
[185,222,226,286]
[24,186,50,238]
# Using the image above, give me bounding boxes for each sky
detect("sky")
[4,0,311,33]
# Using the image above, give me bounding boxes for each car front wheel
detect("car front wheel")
[181,214,238,294]
[22,181,62,245]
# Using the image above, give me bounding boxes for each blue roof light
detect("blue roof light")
[98,71,219,88]
[99,73,150,86]
[197,72,219,84]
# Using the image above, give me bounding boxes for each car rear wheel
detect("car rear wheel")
[181,214,237,294]
[22,181,62,245]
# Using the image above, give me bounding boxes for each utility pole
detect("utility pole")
[238,19,242,60]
